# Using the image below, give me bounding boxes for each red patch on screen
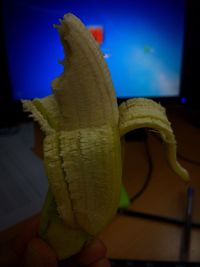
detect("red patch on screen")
[88,26,104,45]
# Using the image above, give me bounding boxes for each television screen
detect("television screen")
[2,0,186,100]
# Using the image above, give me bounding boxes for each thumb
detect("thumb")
[22,238,58,267]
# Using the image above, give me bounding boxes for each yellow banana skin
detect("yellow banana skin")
[22,13,189,259]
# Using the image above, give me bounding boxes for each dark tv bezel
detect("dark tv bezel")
[180,0,200,109]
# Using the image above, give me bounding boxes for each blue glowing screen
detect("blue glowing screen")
[3,0,186,100]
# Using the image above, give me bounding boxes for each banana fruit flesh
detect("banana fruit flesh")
[22,13,189,259]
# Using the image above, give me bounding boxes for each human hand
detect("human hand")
[0,215,110,267]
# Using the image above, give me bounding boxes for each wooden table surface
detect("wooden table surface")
[1,104,200,263]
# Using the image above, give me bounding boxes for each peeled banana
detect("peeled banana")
[22,13,189,260]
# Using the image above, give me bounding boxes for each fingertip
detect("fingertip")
[13,214,40,255]
[75,239,107,266]
[23,238,58,267]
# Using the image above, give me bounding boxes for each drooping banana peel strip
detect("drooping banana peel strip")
[22,13,189,259]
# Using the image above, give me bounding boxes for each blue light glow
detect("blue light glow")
[181,97,187,103]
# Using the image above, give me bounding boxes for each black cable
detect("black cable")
[130,138,153,203]
[117,208,200,229]
[109,258,200,266]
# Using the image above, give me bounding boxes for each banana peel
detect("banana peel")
[22,13,189,259]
